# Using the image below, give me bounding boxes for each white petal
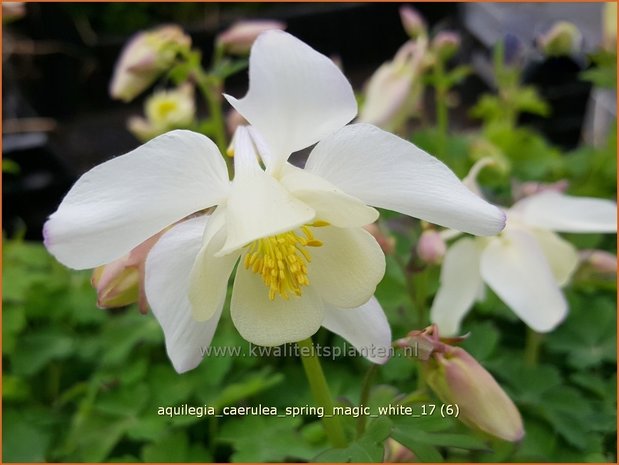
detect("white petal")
[44,130,230,269]
[322,296,392,364]
[217,169,315,256]
[513,191,617,233]
[230,265,324,346]
[528,228,579,286]
[280,164,379,228]
[189,208,241,321]
[480,230,568,333]
[224,31,356,170]
[144,215,222,373]
[305,124,505,236]
[430,238,484,336]
[309,226,385,308]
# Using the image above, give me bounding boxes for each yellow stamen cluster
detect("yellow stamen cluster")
[244,222,328,300]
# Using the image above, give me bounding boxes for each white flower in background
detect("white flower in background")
[110,25,191,102]
[431,186,617,335]
[217,19,286,55]
[358,39,428,132]
[128,84,196,141]
[45,31,505,373]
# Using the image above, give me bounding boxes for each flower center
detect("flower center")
[243,222,328,300]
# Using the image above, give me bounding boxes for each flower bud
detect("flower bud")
[512,179,569,201]
[110,25,191,102]
[217,20,286,55]
[399,6,426,39]
[431,32,461,61]
[128,84,195,141]
[3,2,26,23]
[358,40,428,131]
[91,232,164,313]
[384,438,415,462]
[226,108,248,136]
[537,21,582,58]
[423,346,524,442]
[92,261,140,309]
[417,229,446,264]
[363,223,396,255]
[580,249,617,275]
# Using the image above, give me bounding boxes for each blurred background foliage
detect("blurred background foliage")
[3,2,617,463]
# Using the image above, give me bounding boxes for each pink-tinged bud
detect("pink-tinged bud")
[580,249,617,275]
[431,31,461,60]
[423,345,524,442]
[110,25,191,102]
[399,6,426,39]
[3,2,26,23]
[384,438,415,462]
[363,223,396,255]
[358,39,428,131]
[92,261,140,309]
[226,108,248,136]
[217,20,286,55]
[512,179,569,201]
[537,21,582,57]
[417,229,446,264]
[91,232,164,313]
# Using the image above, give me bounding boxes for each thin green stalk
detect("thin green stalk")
[297,337,348,448]
[524,328,543,366]
[356,363,379,437]
[196,75,228,157]
[412,268,429,328]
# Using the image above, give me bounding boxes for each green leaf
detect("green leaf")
[210,58,249,80]
[141,431,189,462]
[212,369,284,409]
[315,416,392,463]
[3,409,51,462]
[10,328,74,376]
[220,415,320,462]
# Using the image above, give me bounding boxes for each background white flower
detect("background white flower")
[431,190,617,335]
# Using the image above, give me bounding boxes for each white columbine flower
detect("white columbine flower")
[431,189,617,336]
[44,31,505,373]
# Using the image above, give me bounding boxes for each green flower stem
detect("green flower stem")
[524,328,543,366]
[196,74,228,158]
[398,389,430,407]
[356,363,379,437]
[412,268,429,328]
[297,337,348,448]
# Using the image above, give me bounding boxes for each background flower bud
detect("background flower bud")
[417,229,446,264]
[217,20,286,55]
[358,40,427,131]
[512,179,569,201]
[384,438,415,462]
[363,223,396,255]
[579,249,617,275]
[424,346,524,442]
[537,21,582,58]
[110,25,191,102]
[399,6,426,39]
[431,31,461,61]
